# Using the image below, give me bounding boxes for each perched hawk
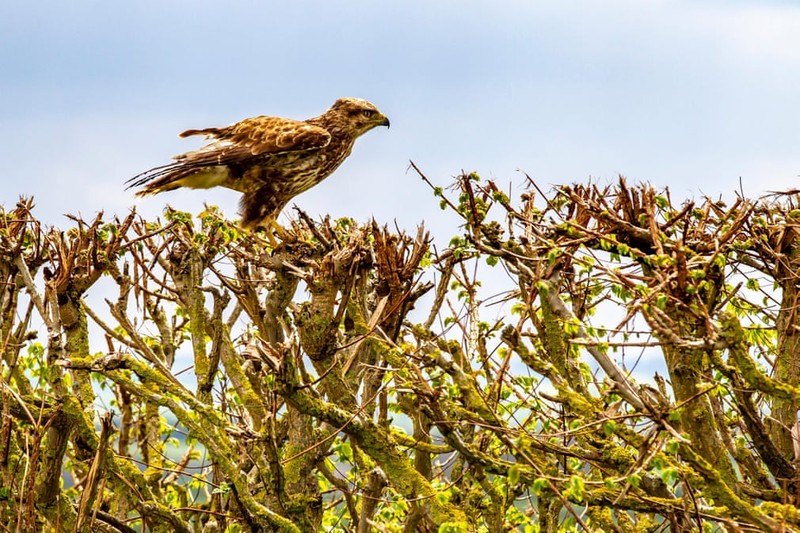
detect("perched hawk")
[127,97,389,233]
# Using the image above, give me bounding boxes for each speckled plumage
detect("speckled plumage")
[127,97,389,229]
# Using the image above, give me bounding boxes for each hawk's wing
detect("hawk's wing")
[126,116,331,190]
[179,116,332,163]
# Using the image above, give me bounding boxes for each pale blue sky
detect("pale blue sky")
[2,1,799,236]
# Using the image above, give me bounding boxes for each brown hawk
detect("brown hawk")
[127,97,389,234]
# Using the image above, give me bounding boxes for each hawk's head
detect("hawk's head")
[328,97,390,136]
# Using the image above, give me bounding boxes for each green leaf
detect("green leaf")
[212,482,232,495]
[333,440,353,462]
[491,190,509,203]
[566,475,585,502]
[439,522,468,533]
[531,477,548,496]
[661,467,678,485]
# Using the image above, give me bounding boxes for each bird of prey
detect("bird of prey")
[127,97,389,237]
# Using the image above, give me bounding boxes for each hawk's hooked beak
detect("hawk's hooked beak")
[380,116,390,129]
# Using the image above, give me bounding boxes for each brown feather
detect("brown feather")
[179,127,223,138]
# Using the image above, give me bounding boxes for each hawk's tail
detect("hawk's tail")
[126,162,231,197]
[125,163,199,196]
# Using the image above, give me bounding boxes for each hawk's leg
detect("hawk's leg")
[262,217,290,247]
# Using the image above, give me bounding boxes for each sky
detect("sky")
[2,1,800,239]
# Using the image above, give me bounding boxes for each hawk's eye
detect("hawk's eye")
[361,109,375,119]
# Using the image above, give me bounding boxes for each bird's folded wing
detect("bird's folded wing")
[126,117,332,190]
[179,116,332,163]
